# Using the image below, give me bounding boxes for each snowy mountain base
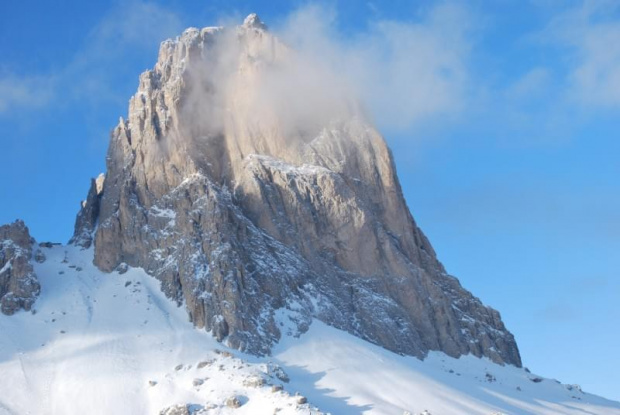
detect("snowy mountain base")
[1,244,618,415]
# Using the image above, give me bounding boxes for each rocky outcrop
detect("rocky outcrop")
[159,405,192,415]
[73,15,521,366]
[0,220,40,315]
[70,173,105,248]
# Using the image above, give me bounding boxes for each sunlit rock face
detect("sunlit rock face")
[0,220,40,315]
[72,14,521,366]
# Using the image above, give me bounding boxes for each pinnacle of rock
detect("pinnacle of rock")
[70,173,105,248]
[243,13,267,30]
[70,15,522,367]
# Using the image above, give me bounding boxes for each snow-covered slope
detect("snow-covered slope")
[1,244,618,415]
[271,324,620,415]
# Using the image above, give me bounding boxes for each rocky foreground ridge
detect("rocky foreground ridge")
[37,14,521,366]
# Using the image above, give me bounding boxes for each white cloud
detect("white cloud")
[544,1,620,107]
[0,1,184,114]
[0,1,474,131]
[274,3,474,132]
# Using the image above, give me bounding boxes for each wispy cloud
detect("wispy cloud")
[0,73,54,113]
[0,1,476,132]
[505,67,551,101]
[542,1,620,108]
[274,3,474,132]
[0,1,184,115]
[64,1,184,106]
[8,0,620,135]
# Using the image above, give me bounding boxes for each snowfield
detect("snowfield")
[0,244,618,415]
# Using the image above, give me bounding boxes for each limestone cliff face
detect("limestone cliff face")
[73,14,521,366]
[0,220,40,315]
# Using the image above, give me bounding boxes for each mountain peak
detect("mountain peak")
[243,13,267,30]
[71,17,522,367]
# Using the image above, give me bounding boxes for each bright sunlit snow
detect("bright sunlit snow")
[1,244,618,415]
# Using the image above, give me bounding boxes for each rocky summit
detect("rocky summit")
[70,14,521,366]
[0,220,40,315]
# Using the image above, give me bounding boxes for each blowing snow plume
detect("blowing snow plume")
[70,13,521,367]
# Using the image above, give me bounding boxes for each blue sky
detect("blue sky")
[1,0,619,402]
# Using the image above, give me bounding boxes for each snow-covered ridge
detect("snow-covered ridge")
[1,244,618,415]
[0,245,321,415]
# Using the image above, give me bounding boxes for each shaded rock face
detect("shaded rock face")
[70,173,105,248]
[0,220,40,315]
[73,15,521,366]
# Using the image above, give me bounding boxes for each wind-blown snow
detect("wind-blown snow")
[0,244,618,415]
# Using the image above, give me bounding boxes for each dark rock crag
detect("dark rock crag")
[0,220,40,315]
